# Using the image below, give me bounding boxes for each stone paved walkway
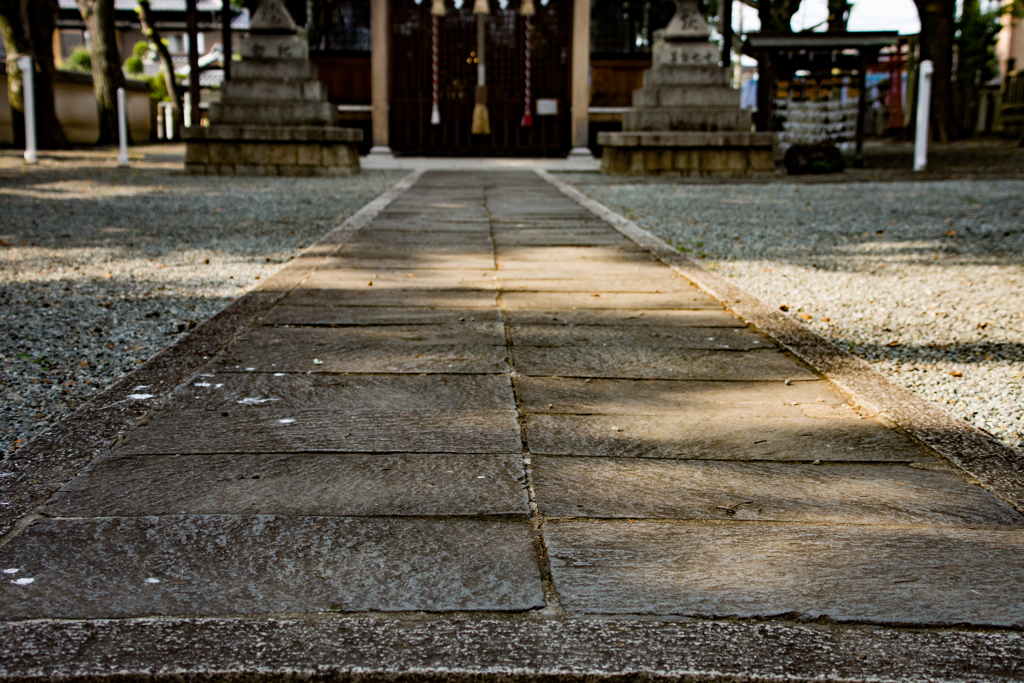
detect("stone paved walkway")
[2,171,1024,681]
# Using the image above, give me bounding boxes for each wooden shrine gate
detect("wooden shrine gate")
[390,0,571,156]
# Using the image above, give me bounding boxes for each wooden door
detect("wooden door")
[390,0,571,156]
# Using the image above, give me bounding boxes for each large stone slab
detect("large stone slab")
[531,458,1017,527]
[497,278,694,293]
[213,326,508,374]
[283,288,499,308]
[491,219,612,229]
[512,347,816,381]
[544,520,1024,625]
[501,291,721,311]
[495,246,650,262]
[347,232,494,247]
[504,309,746,327]
[509,324,768,351]
[515,376,845,414]
[262,305,503,326]
[497,263,673,278]
[369,217,492,232]
[523,412,925,462]
[169,373,514,413]
[116,409,521,455]
[300,268,500,291]
[336,246,495,264]
[45,453,529,518]
[491,229,633,247]
[0,517,545,618]
[333,256,497,271]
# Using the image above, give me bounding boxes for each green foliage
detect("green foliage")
[147,73,170,101]
[124,56,144,74]
[124,41,149,75]
[955,0,1011,86]
[65,46,91,72]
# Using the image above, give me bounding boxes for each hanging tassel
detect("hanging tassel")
[431,0,445,15]
[472,87,491,135]
[520,0,535,15]
[521,14,533,127]
[471,11,490,134]
[431,14,441,125]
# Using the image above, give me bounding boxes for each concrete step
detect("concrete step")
[643,65,731,87]
[632,86,741,109]
[230,59,319,81]
[209,101,337,126]
[623,107,751,132]
[221,80,328,103]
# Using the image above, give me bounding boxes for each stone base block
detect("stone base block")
[184,130,361,177]
[598,131,775,176]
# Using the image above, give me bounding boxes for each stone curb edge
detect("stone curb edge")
[0,615,1022,682]
[0,169,424,545]
[536,169,1024,513]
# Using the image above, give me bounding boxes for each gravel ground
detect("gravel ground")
[0,146,405,456]
[566,175,1024,455]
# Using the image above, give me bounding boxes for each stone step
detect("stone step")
[623,107,751,132]
[209,101,337,126]
[643,65,731,87]
[230,59,319,81]
[221,79,327,103]
[632,85,741,109]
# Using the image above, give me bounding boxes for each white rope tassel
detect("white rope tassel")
[431,15,441,125]
[521,15,533,127]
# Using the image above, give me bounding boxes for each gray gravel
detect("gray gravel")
[0,146,405,456]
[568,176,1024,455]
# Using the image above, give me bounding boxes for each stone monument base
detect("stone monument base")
[598,131,775,176]
[184,125,362,177]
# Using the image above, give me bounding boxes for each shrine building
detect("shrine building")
[308,0,682,157]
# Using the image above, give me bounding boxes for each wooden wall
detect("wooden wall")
[311,55,372,104]
[590,57,651,107]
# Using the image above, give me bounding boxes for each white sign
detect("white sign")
[536,98,558,116]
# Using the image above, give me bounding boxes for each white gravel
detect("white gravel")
[569,177,1024,455]
[0,146,405,456]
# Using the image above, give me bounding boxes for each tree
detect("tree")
[913,0,958,141]
[77,0,126,145]
[826,0,851,31]
[745,0,803,131]
[136,0,183,130]
[0,0,70,149]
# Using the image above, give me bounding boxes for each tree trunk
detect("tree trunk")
[0,0,70,149]
[914,0,958,141]
[77,0,125,145]
[826,0,851,31]
[26,0,70,148]
[137,0,183,129]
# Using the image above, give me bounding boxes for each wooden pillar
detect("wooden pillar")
[569,0,590,157]
[186,0,200,128]
[854,51,867,168]
[370,0,392,154]
[721,0,732,68]
[221,0,232,81]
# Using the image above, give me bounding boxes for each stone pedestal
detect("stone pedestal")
[183,0,360,176]
[597,0,773,176]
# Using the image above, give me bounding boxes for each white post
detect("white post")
[116,87,129,167]
[17,56,37,164]
[913,60,933,172]
[163,102,176,140]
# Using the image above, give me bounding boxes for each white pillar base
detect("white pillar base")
[568,147,594,159]
[369,146,394,156]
